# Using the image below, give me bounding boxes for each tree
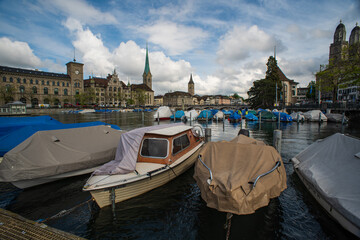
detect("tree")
[232,93,240,99]
[134,89,146,106]
[0,85,15,104]
[306,81,316,101]
[77,88,96,105]
[247,56,281,109]
[316,44,360,102]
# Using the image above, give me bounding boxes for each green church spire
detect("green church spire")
[144,43,151,75]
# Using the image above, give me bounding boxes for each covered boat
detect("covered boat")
[83,123,204,208]
[213,111,224,121]
[303,110,327,122]
[228,111,241,123]
[274,112,293,122]
[258,111,276,121]
[0,125,124,188]
[153,106,172,120]
[185,109,199,121]
[170,110,185,121]
[325,113,348,123]
[290,112,305,122]
[244,113,258,121]
[291,133,360,237]
[0,121,120,156]
[194,134,286,215]
[197,110,213,121]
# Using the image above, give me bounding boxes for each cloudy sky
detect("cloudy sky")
[0,0,359,97]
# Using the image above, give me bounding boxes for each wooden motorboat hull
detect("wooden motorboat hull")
[294,166,360,237]
[89,143,203,208]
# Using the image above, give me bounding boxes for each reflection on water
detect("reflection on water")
[0,112,359,239]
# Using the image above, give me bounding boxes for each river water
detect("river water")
[1,112,359,240]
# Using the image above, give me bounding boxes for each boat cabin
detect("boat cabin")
[138,125,202,165]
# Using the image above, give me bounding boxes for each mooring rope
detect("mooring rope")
[225,212,233,240]
[36,198,95,223]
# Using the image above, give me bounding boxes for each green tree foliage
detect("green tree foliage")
[0,85,15,104]
[247,56,281,108]
[316,44,360,102]
[232,93,240,99]
[134,89,146,106]
[76,88,96,105]
[306,81,316,100]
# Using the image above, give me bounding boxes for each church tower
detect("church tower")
[142,44,152,89]
[329,20,348,63]
[188,74,194,96]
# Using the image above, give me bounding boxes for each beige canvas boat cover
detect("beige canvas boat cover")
[0,125,124,182]
[194,135,287,215]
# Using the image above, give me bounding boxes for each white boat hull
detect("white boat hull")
[86,143,203,208]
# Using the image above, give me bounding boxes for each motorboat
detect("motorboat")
[153,106,173,120]
[303,110,327,122]
[0,125,124,189]
[228,111,241,123]
[213,111,224,121]
[185,109,199,121]
[290,112,305,122]
[170,110,185,121]
[197,110,213,121]
[194,134,287,215]
[291,133,360,237]
[83,123,205,208]
[325,113,348,123]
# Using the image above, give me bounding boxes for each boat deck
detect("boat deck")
[0,208,85,240]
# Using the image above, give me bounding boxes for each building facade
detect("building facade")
[276,66,298,106]
[163,91,192,107]
[317,21,360,103]
[0,61,84,106]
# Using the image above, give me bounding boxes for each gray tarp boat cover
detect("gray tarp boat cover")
[194,135,287,215]
[93,123,184,175]
[0,125,124,182]
[303,110,327,121]
[325,113,348,123]
[292,133,360,230]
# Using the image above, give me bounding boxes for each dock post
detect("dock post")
[206,112,208,127]
[273,130,282,153]
[223,114,225,131]
[259,111,262,122]
[142,111,144,124]
[297,112,299,123]
[278,112,280,129]
[342,112,346,125]
[319,112,322,123]
[205,128,211,142]
[157,112,160,124]
[190,112,192,125]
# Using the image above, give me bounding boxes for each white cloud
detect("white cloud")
[0,37,42,68]
[139,21,209,55]
[217,25,281,64]
[40,0,117,26]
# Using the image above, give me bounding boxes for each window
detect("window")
[44,87,48,95]
[57,81,59,86]
[52,81,55,86]
[23,78,26,84]
[17,78,20,83]
[41,80,44,85]
[36,79,39,84]
[141,138,168,158]
[47,81,49,85]
[10,77,13,83]
[32,86,37,94]
[67,82,69,87]
[172,134,190,155]
[3,77,6,82]
[19,85,25,93]
[76,90,79,95]
[54,88,58,95]
[30,79,33,84]
[109,87,112,91]
[62,82,65,87]
[64,89,68,96]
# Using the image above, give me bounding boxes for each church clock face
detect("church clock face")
[75,70,79,75]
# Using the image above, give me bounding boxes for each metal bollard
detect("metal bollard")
[273,130,282,153]
[297,112,299,123]
[259,111,262,122]
[319,112,322,122]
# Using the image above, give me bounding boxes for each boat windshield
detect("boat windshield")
[140,138,168,158]
[172,134,190,155]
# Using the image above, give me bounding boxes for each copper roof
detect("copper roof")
[131,83,154,92]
